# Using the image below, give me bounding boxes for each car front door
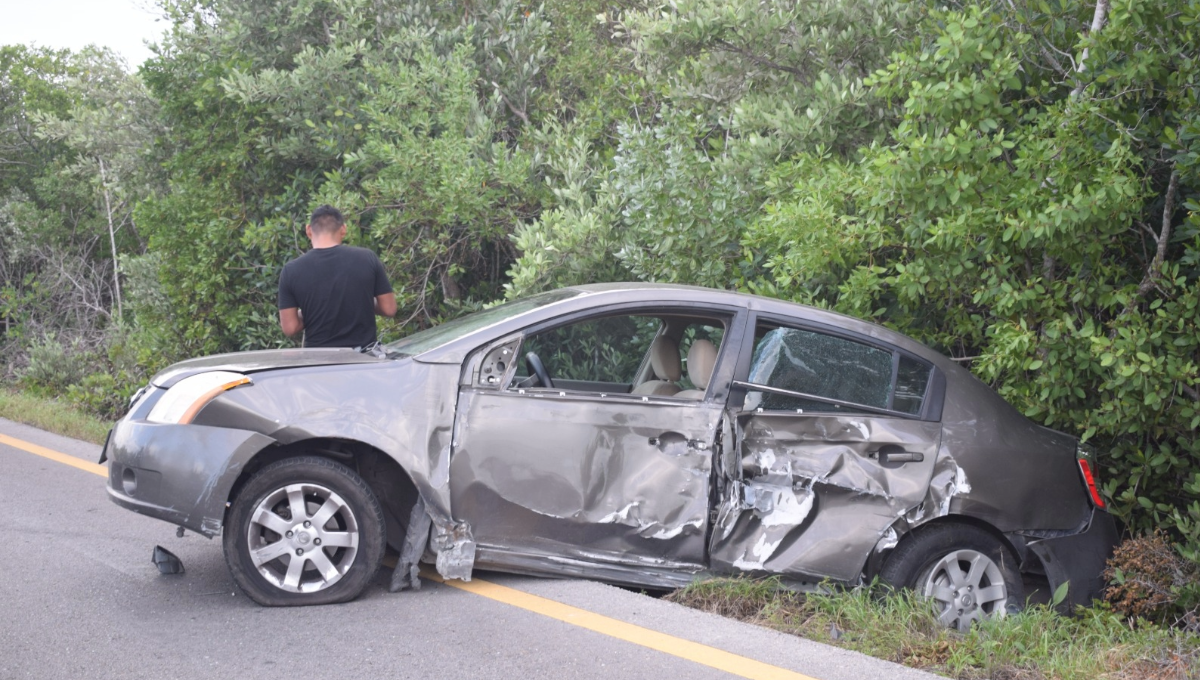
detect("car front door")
[448,306,742,587]
[709,317,944,582]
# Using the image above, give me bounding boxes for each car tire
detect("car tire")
[879,523,1022,631]
[223,456,385,606]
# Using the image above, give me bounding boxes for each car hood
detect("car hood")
[150,348,386,388]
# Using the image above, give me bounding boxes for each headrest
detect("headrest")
[649,336,682,382]
[687,339,717,389]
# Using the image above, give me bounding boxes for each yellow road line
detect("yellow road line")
[0,432,107,477]
[421,569,818,680]
[12,431,819,680]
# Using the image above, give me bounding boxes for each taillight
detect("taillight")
[1076,453,1106,509]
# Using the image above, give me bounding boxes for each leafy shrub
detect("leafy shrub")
[1105,531,1200,632]
[18,334,92,395]
[66,371,137,422]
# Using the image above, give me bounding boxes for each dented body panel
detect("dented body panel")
[450,388,720,583]
[711,413,940,581]
[104,282,1114,601]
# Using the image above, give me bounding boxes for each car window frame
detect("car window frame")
[730,311,946,422]
[461,301,748,405]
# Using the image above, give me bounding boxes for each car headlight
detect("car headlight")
[147,371,253,425]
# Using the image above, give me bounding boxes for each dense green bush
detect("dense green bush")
[18,335,92,396]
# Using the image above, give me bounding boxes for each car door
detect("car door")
[448,306,742,587]
[709,316,944,582]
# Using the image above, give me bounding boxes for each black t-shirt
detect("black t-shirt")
[278,245,393,348]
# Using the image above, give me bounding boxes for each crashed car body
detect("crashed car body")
[105,283,1115,627]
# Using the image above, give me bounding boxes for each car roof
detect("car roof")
[561,282,949,367]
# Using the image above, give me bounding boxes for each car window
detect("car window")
[519,315,661,385]
[744,325,899,413]
[893,355,932,415]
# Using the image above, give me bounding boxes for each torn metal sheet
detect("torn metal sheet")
[710,413,941,581]
[389,496,433,592]
[916,452,974,520]
[433,522,476,582]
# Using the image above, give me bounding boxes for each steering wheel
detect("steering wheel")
[525,352,554,388]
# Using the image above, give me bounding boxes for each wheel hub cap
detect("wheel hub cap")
[919,549,1008,632]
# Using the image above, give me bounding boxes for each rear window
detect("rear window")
[744,325,932,416]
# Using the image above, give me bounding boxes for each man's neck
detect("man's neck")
[310,238,342,249]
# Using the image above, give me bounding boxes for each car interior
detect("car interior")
[509,312,727,399]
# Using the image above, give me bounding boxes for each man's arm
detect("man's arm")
[374,293,397,318]
[280,307,305,338]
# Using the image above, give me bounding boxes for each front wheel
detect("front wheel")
[223,456,385,606]
[879,523,1022,631]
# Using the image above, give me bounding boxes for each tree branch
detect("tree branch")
[715,40,806,78]
[492,82,531,126]
[1134,169,1179,299]
[1071,0,1110,97]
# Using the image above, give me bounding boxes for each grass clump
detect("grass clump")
[0,388,111,444]
[667,577,1200,680]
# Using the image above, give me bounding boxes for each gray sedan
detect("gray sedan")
[103,283,1115,630]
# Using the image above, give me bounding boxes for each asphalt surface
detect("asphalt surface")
[0,417,939,680]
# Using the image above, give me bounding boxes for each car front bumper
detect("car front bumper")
[105,418,275,537]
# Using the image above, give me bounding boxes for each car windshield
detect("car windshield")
[384,289,581,358]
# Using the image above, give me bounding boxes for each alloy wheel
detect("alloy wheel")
[245,482,360,593]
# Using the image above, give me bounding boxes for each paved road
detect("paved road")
[0,417,938,680]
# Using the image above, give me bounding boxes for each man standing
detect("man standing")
[278,205,397,348]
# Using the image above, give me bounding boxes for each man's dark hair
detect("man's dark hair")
[309,205,345,235]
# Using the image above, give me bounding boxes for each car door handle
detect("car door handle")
[869,448,924,464]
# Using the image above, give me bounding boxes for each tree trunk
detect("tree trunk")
[1070,0,1111,97]
[98,157,123,321]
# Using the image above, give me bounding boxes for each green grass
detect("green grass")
[0,388,111,444]
[667,578,1199,680]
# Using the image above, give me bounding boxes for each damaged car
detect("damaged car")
[103,283,1115,629]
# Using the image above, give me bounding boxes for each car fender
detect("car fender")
[195,359,462,543]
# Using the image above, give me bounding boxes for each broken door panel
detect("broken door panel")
[710,413,941,581]
[449,388,722,576]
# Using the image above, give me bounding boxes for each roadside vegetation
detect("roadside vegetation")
[2,0,1199,638]
[668,577,1200,680]
[0,389,110,444]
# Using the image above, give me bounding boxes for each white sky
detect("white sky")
[0,0,169,67]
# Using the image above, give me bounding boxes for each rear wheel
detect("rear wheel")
[879,523,1022,631]
[223,456,385,606]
